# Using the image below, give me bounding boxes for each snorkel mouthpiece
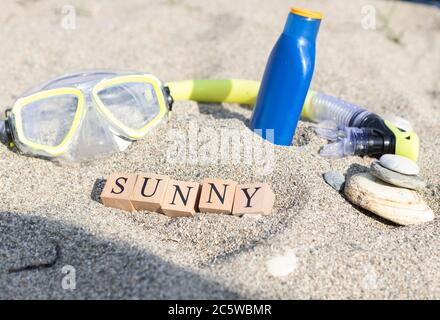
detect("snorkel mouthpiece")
[353,112,419,161]
[305,91,420,161]
[317,114,419,161]
[355,114,396,156]
[319,126,392,158]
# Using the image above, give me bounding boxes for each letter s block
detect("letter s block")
[161,180,201,217]
[232,183,275,216]
[198,178,237,214]
[130,173,170,212]
[100,173,138,212]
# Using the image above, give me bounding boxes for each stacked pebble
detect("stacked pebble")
[344,155,434,226]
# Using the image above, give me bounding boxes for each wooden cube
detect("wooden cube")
[232,183,275,216]
[161,180,201,217]
[130,173,170,212]
[100,173,138,212]
[198,178,237,214]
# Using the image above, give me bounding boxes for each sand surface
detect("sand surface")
[0,0,439,299]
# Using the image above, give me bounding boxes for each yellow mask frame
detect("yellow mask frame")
[92,74,168,140]
[9,74,169,157]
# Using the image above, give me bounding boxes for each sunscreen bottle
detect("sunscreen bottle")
[249,7,322,145]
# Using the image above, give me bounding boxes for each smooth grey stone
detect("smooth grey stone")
[379,154,419,175]
[370,161,426,190]
[323,171,345,192]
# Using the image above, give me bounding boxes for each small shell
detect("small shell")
[344,173,434,226]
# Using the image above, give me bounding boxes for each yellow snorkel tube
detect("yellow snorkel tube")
[166,79,259,105]
[166,79,420,161]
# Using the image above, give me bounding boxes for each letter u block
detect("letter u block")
[198,178,237,214]
[161,180,201,217]
[232,183,275,216]
[130,173,170,212]
[100,173,138,212]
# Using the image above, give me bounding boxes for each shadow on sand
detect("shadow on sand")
[0,211,241,299]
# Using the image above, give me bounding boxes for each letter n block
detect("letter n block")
[130,173,170,212]
[100,173,138,212]
[161,180,201,217]
[232,183,275,216]
[198,178,237,214]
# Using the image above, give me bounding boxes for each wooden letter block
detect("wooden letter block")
[130,173,170,212]
[161,180,201,217]
[100,173,138,212]
[198,178,237,214]
[232,183,275,216]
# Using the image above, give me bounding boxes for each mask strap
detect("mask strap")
[0,118,9,146]
[1,110,16,149]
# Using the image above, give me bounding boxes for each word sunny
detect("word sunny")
[100,172,275,217]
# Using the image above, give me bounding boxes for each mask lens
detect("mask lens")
[20,95,79,147]
[96,82,160,130]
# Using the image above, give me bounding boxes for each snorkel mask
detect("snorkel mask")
[2,71,173,161]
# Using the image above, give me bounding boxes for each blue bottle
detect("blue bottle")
[249,7,322,145]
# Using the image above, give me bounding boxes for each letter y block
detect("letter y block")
[232,183,275,216]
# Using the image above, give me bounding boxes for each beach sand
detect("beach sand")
[0,0,439,299]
